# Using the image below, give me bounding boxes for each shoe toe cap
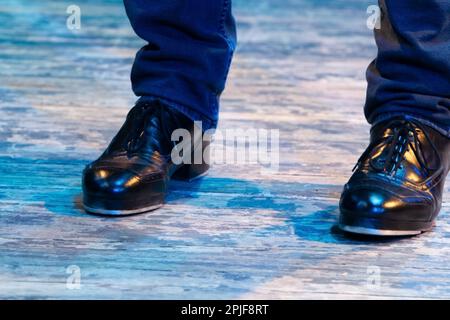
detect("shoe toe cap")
[339,185,432,220]
[340,187,392,215]
[82,166,140,196]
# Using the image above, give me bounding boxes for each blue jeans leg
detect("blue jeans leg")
[365,0,450,137]
[123,0,236,130]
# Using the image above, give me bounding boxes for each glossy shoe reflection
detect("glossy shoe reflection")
[82,101,209,216]
[339,118,450,236]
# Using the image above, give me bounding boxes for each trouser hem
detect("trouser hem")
[137,95,217,131]
[371,113,450,138]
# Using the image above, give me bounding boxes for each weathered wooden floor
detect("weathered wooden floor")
[2,0,450,300]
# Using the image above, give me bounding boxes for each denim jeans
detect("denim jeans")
[123,0,236,130]
[367,0,450,137]
[124,0,450,135]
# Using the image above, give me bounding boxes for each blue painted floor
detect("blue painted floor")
[2,0,450,299]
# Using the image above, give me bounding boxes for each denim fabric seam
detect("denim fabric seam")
[210,0,235,117]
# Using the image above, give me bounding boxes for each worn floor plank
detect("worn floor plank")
[2,0,450,299]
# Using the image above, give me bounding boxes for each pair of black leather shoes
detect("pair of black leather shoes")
[82,102,450,236]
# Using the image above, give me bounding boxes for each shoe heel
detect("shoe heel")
[172,128,210,182]
[172,162,209,181]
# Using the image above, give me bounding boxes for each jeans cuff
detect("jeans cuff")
[371,113,450,138]
[137,95,217,131]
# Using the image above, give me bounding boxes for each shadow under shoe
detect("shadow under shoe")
[82,101,209,216]
[339,118,450,236]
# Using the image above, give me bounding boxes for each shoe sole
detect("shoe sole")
[83,203,164,217]
[338,224,424,236]
[339,212,434,236]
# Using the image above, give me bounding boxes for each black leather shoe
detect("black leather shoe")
[82,101,209,216]
[339,118,450,236]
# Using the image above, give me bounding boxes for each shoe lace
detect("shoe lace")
[353,119,440,176]
[122,103,160,157]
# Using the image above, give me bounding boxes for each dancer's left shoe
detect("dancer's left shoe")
[339,117,450,236]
